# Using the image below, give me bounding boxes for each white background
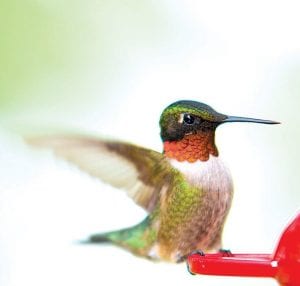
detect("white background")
[1,1,300,285]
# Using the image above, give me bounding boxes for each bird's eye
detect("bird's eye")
[183,113,195,125]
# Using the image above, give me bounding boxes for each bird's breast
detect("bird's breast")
[156,155,234,261]
[168,155,233,193]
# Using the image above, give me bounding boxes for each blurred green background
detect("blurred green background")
[1,1,300,286]
[0,0,182,131]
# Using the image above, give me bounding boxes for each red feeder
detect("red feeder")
[187,213,300,286]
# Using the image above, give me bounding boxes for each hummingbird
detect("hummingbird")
[28,100,279,263]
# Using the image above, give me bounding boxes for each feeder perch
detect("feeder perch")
[187,213,300,286]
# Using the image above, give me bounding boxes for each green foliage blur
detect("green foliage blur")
[0,0,172,129]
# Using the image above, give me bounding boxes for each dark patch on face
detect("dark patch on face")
[160,115,219,142]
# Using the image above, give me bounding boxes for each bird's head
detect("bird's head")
[159,100,279,162]
[159,100,279,142]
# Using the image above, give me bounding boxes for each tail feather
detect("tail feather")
[87,233,112,243]
[88,230,126,244]
[80,216,155,255]
[78,230,122,244]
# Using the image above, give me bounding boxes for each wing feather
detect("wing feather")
[27,135,174,212]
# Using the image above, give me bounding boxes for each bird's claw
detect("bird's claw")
[190,249,205,256]
[219,248,232,257]
[177,249,205,263]
[185,250,205,275]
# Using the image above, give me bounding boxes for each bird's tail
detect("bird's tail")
[80,216,155,256]
[83,228,131,244]
[85,232,114,243]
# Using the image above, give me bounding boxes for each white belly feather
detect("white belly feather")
[168,155,233,193]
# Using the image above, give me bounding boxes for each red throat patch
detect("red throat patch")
[163,132,218,162]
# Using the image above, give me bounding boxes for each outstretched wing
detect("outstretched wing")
[27,135,175,212]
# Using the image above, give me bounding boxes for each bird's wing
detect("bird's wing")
[27,135,176,212]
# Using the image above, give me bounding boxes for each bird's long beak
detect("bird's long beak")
[223,116,280,124]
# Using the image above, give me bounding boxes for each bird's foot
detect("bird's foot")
[219,248,232,257]
[176,249,205,263]
[185,250,205,275]
[190,249,205,256]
